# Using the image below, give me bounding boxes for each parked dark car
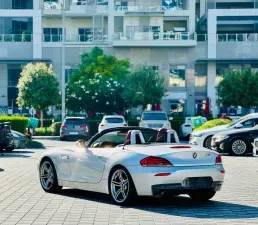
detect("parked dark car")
[60,117,89,141]
[211,125,258,156]
[0,123,14,152]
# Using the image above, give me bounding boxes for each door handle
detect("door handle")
[61,155,69,160]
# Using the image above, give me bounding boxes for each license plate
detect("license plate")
[69,132,78,135]
[185,177,212,188]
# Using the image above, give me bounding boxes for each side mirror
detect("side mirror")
[137,117,141,120]
[235,124,243,129]
[76,140,86,148]
[169,117,173,121]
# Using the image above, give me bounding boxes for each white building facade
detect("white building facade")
[1,0,258,116]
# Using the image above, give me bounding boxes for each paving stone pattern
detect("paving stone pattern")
[0,139,258,225]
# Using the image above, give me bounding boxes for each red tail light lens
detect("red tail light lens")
[100,124,105,127]
[140,156,172,167]
[124,124,128,126]
[61,125,68,130]
[215,155,222,164]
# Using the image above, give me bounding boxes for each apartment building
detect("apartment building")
[0,0,258,116]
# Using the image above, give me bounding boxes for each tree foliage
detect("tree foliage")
[17,63,60,126]
[217,69,258,108]
[17,63,60,110]
[123,65,166,109]
[66,47,130,113]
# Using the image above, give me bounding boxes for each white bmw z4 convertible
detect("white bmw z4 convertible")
[38,127,225,205]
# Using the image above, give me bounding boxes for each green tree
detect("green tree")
[123,65,166,109]
[217,68,258,112]
[17,63,60,127]
[66,47,130,114]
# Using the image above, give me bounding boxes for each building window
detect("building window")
[12,0,33,9]
[12,18,30,34]
[65,69,76,83]
[43,28,62,42]
[8,69,21,87]
[195,64,207,87]
[43,0,61,9]
[169,65,186,87]
[78,28,93,42]
[150,66,159,72]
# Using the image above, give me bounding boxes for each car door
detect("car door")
[57,148,74,181]
[240,118,258,129]
[68,146,106,183]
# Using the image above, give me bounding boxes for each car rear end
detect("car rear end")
[98,116,127,132]
[60,117,89,141]
[127,145,225,196]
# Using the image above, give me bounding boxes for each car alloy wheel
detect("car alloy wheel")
[204,136,212,149]
[231,140,247,155]
[40,161,54,190]
[110,169,133,204]
[40,159,62,193]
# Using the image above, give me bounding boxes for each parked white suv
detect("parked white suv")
[138,111,173,130]
[180,117,207,138]
[190,113,258,149]
[98,115,128,133]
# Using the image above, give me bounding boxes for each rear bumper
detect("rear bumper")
[127,164,225,196]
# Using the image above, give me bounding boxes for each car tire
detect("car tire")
[189,190,216,202]
[60,137,65,141]
[229,138,248,156]
[5,145,14,152]
[109,167,136,205]
[39,158,62,193]
[204,136,212,149]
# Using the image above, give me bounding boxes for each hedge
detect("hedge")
[0,116,28,134]
[35,127,52,136]
[194,119,232,132]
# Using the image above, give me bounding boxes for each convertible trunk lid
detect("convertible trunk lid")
[129,144,218,166]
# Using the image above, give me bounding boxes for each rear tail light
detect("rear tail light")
[140,156,172,167]
[215,155,222,164]
[61,125,68,130]
[124,124,128,126]
[100,124,105,127]
[80,125,89,132]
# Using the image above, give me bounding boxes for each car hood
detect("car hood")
[215,128,257,136]
[192,125,229,135]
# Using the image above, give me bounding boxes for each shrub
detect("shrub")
[194,119,232,132]
[53,122,61,135]
[34,127,52,136]
[0,116,28,134]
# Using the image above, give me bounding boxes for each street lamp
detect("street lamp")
[61,0,66,122]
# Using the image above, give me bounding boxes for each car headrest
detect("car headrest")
[125,130,145,145]
[156,128,179,143]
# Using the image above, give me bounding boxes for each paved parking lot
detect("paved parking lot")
[0,138,258,225]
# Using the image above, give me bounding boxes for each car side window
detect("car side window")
[241,119,257,128]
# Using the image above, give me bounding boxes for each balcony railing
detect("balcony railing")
[114,5,185,11]
[0,34,33,42]
[217,33,258,42]
[43,34,108,43]
[44,1,62,9]
[113,32,196,41]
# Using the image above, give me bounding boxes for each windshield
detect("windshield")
[104,118,124,123]
[64,118,87,125]
[142,112,167,121]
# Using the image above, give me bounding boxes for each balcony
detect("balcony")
[68,0,108,15]
[113,32,197,47]
[0,34,32,42]
[42,34,108,44]
[196,33,258,42]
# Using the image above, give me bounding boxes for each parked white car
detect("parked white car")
[190,113,258,149]
[138,111,173,130]
[38,127,224,205]
[98,115,127,133]
[253,137,258,155]
[180,117,207,138]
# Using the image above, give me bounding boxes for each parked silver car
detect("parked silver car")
[12,130,27,149]
[60,117,89,141]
